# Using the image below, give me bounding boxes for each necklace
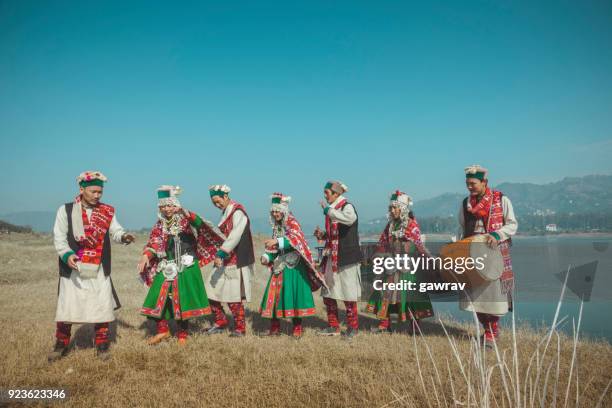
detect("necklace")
[162,214,182,236]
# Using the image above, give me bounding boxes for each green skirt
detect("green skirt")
[141,262,211,320]
[366,271,434,321]
[260,262,316,319]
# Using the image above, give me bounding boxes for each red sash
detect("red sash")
[219,201,249,267]
[321,199,347,273]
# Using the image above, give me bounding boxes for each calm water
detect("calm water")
[432,235,612,342]
[312,235,612,342]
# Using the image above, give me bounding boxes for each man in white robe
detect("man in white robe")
[205,185,255,337]
[457,165,517,345]
[49,171,134,361]
[315,181,362,338]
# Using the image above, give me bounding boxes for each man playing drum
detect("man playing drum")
[458,165,518,345]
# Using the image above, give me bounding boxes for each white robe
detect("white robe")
[320,195,362,302]
[53,205,126,323]
[204,202,254,303]
[458,195,518,316]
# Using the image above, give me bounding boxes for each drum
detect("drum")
[438,234,503,288]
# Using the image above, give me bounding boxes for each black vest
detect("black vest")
[234,213,255,268]
[58,202,112,278]
[462,194,505,238]
[336,202,361,267]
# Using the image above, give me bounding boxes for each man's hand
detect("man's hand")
[486,234,499,249]
[121,233,136,244]
[260,255,270,266]
[214,257,223,267]
[264,238,278,250]
[137,254,150,274]
[319,200,327,209]
[67,254,79,270]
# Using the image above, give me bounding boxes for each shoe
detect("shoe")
[292,326,303,339]
[229,331,245,338]
[95,343,111,361]
[206,325,227,335]
[341,328,359,339]
[480,331,499,348]
[147,332,171,345]
[261,320,282,337]
[177,337,187,346]
[316,326,341,336]
[47,341,69,362]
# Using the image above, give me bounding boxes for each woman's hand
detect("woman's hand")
[137,254,150,274]
[264,238,278,250]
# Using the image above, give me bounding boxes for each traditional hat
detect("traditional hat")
[77,170,107,188]
[389,190,413,209]
[157,185,182,207]
[464,164,488,181]
[270,192,291,213]
[209,184,231,197]
[324,180,348,194]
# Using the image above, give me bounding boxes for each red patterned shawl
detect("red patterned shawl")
[218,201,252,267]
[375,218,429,257]
[140,211,225,286]
[468,189,514,294]
[321,198,348,273]
[272,213,326,291]
[73,195,115,266]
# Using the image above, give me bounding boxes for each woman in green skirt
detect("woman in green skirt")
[137,185,225,345]
[366,190,434,333]
[260,193,326,338]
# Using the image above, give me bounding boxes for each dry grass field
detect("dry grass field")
[1,232,611,407]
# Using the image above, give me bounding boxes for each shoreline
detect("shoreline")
[360,231,612,242]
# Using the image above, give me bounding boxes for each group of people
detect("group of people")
[48,165,517,361]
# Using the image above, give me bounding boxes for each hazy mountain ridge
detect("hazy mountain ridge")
[363,174,612,232]
[0,211,54,233]
[0,220,32,233]
[496,175,612,215]
[3,175,611,233]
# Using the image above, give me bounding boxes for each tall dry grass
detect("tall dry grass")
[0,232,610,407]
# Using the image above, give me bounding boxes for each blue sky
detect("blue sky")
[1,1,611,228]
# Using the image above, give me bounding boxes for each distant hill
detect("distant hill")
[496,175,612,215]
[363,174,612,233]
[412,192,465,218]
[0,211,55,233]
[4,175,612,234]
[0,220,32,233]
[0,212,310,235]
